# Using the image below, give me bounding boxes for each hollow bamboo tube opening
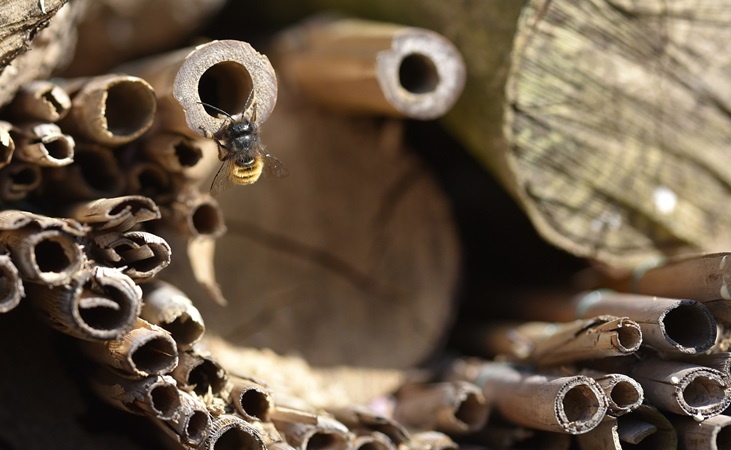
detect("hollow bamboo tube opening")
[127,332,178,377]
[230,380,272,422]
[0,162,41,201]
[141,281,205,349]
[0,122,15,168]
[561,383,603,425]
[198,61,254,118]
[682,376,726,411]
[126,162,173,200]
[189,359,227,396]
[302,432,349,450]
[607,380,643,413]
[208,416,265,450]
[185,409,211,445]
[77,292,134,339]
[8,229,83,285]
[453,390,486,431]
[148,383,181,419]
[191,200,225,237]
[615,324,642,352]
[10,80,71,122]
[0,255,23,313]
[662,302,715,352]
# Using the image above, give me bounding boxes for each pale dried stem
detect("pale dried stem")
[274,16,465,119]
[172,349,228,396]
[329,406,409,446]
[68,195,160,231]
[581,371,644,417]
[59,74,156,146]
[9,80,71,122]
[142,132,204,173]
[13,122,75,167]
[43,144,125,200]
[206,415,267,450]
[92,371,181,420]
[92,231,171,282]
[272,414,352,450]
[161,390,212,448]
[0,161,41,201]
[227,376,273,422]
[0,254,23,313]
[672,414,731,450]
[141,281,205,350]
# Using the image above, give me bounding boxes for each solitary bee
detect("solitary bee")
[198,92,287,196]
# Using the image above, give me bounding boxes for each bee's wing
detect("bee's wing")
[210,157,234,197]
[262,152,289,178]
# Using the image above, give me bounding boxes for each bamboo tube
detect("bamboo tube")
[272,414,352,450]
[403,432,457,450]
[142,132,204,173]
[172,349,228,396]
[0,121,15,168]
[329,406,409,446]
[8,80,71,122]
[467,315,642,365]
[615,404,677,448]
[167,189,226,238]
[68,196,160,231]
[575,417,621,450]
[475,423,571,450]
[206,415,267,450]
[392,381,488,434]
[0,254,23,313]
[673,414,731,450]
[140,281,205,350]
[43,143,125,200]
[160,390,212,448]
[674,353,731,378]
[59,74,156,146]
[605,253,731,323]
[275,16,465,120]
[0,161,41,201]
[91,372,181,420]
[13,122,75,167]
[227,376,273,422]
[119,40,277,139]
[450,361,607,434]
[124,160,176,202]
[583,372,643,417]
[509,290,717,355]
[92,231,171,282]
[625,359,730,420]
[82,318,178,378]
[1,227,84,286]
[27,266,141,340]
[353,432,395,450]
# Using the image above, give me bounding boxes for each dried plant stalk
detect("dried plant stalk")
[8,80,71,122]
[82,318,178,379]
[13,122,75,167]
[124,161,175,202]
[172,349,228,396]
[329,406,409,446]
[672,414,731,450]
[120,40,277,139]
[92,371,181,420]
[59,74,157,146]
[68,195,160,231]
[0,161,41,201]
[0,254,23,313]
[274,16,465,119]
[140,281,205,350]
[393,381,488,434]
[159,390,212,448]
[575,416,621,450]
[142,132,204,174]
[450,361,608,434]
[2,227,84,286]
[626,359,730,420]
[514,290,717,355]
[353,432,396,450]
[0,121,15,167]
[579,371,643,417]
[44,144,125,200]
[614,404,677,448]
[469,315,642,365]
[674,353,731,379]
[272,414,352,450]
[227,376,273,422]
[166,189,226,238]
[27,266,141,340]
[92,231,171,282]
[207,415,267,450]
[403,432,457,450]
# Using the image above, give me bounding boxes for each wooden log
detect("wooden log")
[273,16,465,119]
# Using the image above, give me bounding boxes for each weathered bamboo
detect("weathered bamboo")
[674,353,731,379]
[272,414,352,450]
[43,143,125,200]
[673,414,731,450]
[59,74,156,146]
[575,416,621,450]
[605,253,731,323]
[392,381,488,434]
[0,215,85,285]
[475,422,571,450]
[583,372,643,417]
[160,390,212,448]
[142,132,204,174]
[82,318,178,378]
[172,349,228,396]
[124,160,176,202]
[166,189,226,239]
[206,415,267,450]
[329,406,409,446]
[27,266,141,340]
[0,254,23,313]
[450,360,607,434]
[227,376,273,422]
[119,40,277,140]
[627,359,730,420]
[68,196,160,231]
[91,371,181,420]
[13,122,75,167]
[403,432,457,450]
[0,121,15,168]
[140,281,205,350]
[468,315,642,365]
[353,432,396,450]
[615,404,677,448]
[507,290,717,355]
[92,231,171,282]
[274,16,465,120]
[8,80,71,122]
[0,161,41,201]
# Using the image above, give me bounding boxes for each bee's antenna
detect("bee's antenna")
[197,101,234,120]
[242,89,255,116]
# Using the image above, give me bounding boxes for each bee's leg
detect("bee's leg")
[198,125,215,140]
[217,145,228,160]
[250,103,258,123]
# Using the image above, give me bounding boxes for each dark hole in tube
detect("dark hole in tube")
[131,336,177,375]
[185,411,210,443]
[191,203,221,236]
[198,62,253,117]
[562,385,599,423]
[212,426,260,450]
[663,303,715,350]
[105,81,155,137]
[239,389,270,421]
[189,360,226,396]
[34,239,72,273]
[149,384,180,418]
[399,53,439,94]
